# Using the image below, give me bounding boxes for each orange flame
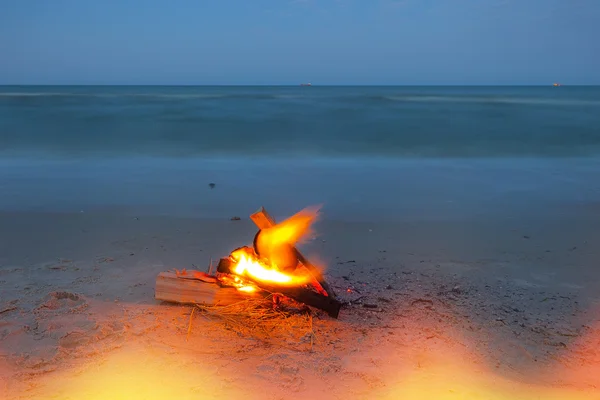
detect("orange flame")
[230,248,312,286]
[254,205,321,272]
[228,206,322,288]
[237,285,257,293]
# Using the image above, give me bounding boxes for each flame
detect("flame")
[228,206,322,290]
[237,285,257,293]
[231,248,312,286]
[254,205,321,272]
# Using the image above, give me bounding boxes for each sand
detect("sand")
[1,210,599,399]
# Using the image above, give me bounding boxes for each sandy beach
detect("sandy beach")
[2,5,600,397]
[1,207,599,399]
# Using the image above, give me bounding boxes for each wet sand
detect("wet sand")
[1,210,599,399]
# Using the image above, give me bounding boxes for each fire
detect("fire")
[254,205,320,272]
[228,206,322,288]
[230,248,312,286]
[237,285,257,293]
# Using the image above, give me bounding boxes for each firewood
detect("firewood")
[250,207,337,299]
[155,272,260,306]
[249,206,276,229]
[216,258,342,318]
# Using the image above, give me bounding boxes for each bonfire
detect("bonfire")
[155,206,342,336]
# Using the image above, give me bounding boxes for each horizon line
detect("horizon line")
[0,83,597,87]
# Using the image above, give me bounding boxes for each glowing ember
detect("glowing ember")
[237,285,257,293]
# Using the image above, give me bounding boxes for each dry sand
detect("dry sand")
[1,210,599,399]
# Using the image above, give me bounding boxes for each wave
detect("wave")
[0,92,300,101]
[0,92,87,97]
[1,90,599,107]
[369,95,600,107]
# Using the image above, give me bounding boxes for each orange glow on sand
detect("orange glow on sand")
[360,336,599,400]
[545,304,600,390]
[11,305,600,400]
[27,346,250,400]
[377,359,596,400]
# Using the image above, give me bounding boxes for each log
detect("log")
[250,207,337,299]
[217,258,342,318]
[263,283,341,318]
[155,271,260,306]
[249,206,276,229]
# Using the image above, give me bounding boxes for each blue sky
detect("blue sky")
[0,0,598,85]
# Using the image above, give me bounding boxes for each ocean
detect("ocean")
[1,85,600,158]
[1,85,599,221]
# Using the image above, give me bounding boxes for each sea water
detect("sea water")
[1,85,599,221]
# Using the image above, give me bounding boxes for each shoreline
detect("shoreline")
[1,156,600,222]
[3,152,600,163]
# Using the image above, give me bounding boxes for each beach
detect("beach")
[1,157,600,399]
[1,86,600,399]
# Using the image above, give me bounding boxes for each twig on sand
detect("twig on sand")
[186,307,196,341]
[410,298,434,307]
[0,307,17,315]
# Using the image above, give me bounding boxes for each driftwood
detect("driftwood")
[155,271,261,306]
[217,258,342,318]
[250,206,337,299]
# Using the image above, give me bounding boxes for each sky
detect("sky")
[0,0,599,85]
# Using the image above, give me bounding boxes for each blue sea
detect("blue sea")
[1,85,599,220]
[1,85,600,158]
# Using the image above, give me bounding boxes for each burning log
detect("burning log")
[155,271,263,306]
[217,257,341,318]
[250,207,337,299]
